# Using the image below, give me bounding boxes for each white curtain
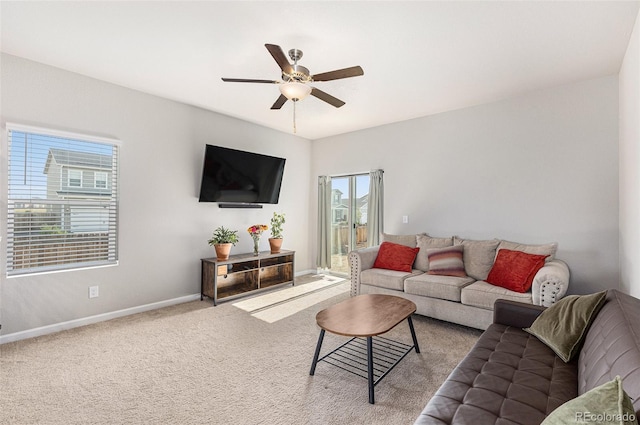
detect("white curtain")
[317,175,332,269]
[367,169,384,246]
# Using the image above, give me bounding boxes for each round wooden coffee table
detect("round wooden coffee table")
[309,294,420,404]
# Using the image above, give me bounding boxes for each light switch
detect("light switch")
[402,215,409,224]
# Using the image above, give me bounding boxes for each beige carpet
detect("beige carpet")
[0,275,482,425]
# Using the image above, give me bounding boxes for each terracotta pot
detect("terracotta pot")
[268,238,283,254]
[214,243,232,260]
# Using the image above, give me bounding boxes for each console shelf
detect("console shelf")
[201,250,295,305]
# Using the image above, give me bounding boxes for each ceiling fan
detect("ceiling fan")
[222,44,364,110]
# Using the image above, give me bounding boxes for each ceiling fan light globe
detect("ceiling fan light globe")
[279,82,312,101]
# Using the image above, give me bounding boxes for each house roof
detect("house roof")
[333,193,369,210]
[44,149,112,175]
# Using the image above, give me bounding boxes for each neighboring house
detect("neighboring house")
[43,148,113,233]
[331,189,348,223]
[331,189,368,225]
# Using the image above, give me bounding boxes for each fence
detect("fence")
[9,233,111,271]
[331,224,368,254]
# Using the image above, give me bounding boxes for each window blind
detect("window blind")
[6,124,119,276]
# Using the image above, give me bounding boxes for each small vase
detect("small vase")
[252,236,260,256]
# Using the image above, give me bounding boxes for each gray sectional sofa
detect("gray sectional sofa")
[349,233,570,330]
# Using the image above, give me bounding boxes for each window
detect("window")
[6,124,120,276]
[95,172,108,189]
[68,169,82,187]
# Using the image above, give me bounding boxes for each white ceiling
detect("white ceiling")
[1,1,639,140]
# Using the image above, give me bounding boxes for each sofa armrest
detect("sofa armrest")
[531,259,570,307]
[493,299,546,328]
[348,246,380,296]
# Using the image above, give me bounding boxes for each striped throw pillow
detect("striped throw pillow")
[427,245,467,277]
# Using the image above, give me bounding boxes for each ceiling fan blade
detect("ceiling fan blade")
[311,88,345,108]
[271,94,288,110]
[221,78,279,84]
[265,44,294,75]
[312,66,364,82]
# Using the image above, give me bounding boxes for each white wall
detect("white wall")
[312,76,619,295]
[620,10,640,298]
[0,54,312,336]
[0,47,628,338]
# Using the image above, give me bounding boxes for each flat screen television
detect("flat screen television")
[198,144,286,204]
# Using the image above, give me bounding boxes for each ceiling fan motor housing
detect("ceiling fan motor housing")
[283,48,311,82]
[283,64,311,83]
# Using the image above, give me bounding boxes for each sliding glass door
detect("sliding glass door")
[329,174,370,275]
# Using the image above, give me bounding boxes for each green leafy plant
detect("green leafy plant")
[270,212,285,239]
[208,226,239,246]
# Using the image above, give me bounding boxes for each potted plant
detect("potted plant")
[208,226,239,260]
[269,212,285,253]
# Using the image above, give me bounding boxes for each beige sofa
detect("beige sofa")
[349,233,570,330]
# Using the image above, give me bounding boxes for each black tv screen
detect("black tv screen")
[198,145,286,204]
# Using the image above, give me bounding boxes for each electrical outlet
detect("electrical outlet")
[89,286,99,299]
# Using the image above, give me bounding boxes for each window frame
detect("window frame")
[95,171,108,189]
[4,123,121,277]
[67,169,82,188]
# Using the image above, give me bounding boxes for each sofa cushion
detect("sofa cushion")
[414,234,453,271]
[360,267,423,291]
[578,290,640,414]
[541,376,636,425]
[461,281,532,310]
[404,273,475,302]
[426,245,467,277]
[525,291,607,362]
[454,237,500,280]
[498,240,558,262]
[381,233,417,248]
[372,241,420,272]
[415,324,578,425]
[486,249,548,293]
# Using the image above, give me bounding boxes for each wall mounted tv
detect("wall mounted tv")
[198,144,286,206]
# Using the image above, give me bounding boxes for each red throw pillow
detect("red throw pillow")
[373,242,420,273]
[486,249,548,293]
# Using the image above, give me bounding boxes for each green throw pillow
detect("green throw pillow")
[541,376,638,425]
[525,290,607,362]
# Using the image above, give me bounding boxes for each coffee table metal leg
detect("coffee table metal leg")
[367,336,375,404]
[309,329,325,376]
[407,316,420,353]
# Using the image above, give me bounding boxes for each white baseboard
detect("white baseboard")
[1,270,325,344]
[0,293,201,344]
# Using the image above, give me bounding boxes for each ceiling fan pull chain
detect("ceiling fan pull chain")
[293,100,297,133]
